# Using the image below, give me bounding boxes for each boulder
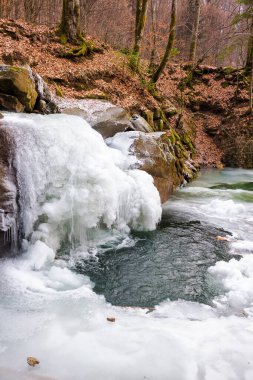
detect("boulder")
[131,114,153,133]
[107,131,183,203]
[57,98,135,138]
[0,65,37,112]
[0,93,25,112]
[92,107,134,138]
[32,71,60,114]
[132,132,181,203]
[57,98,156,138]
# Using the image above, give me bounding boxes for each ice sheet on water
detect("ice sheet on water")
[0,118,253,380]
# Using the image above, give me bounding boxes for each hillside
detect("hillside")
[0,19,253,168]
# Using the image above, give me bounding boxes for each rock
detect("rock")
[37,99,47,113]
[107,317,116,322]
[108,130,197,203]
[27,357,40,367]
[143,109,154,128]
[0,65,37,112]
[93,107,134,138]
[131,114,153,133]
[57,98,135,138]
[163,106,178,118]
[204,123,219,136]
[0,112,3,119]
[0,93,25,112]
[32,71,60,114]
[153,108,162,120]
[216,236,229,241]
[132,132,180,203]
[108,131,183,203]
[0,124,18,256]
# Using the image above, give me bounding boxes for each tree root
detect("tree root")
[62,35,102,59]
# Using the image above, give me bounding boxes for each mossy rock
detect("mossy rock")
[0,65,37,112]
[144,110,154,128]
[0,93,25,112]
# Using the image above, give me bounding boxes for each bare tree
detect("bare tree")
[152,0,176,82]
[24,0,44,23]
[59,0,81,42]
[133,0,149,68]
[189,0,201,62]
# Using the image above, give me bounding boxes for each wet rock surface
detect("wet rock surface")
[133,132,179,203]
[107,131,196,203]
[0,122,18,255]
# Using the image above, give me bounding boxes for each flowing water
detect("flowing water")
[0,113,253,380]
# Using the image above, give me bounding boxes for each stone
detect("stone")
[216,236,229,241]
[204,123,219,136]
[107,317,116,322]
[31,71,60,114]
[153,108,162,120]
[37,99,47,113]
[0,112,4,119]
[132,132,179,203]
[27,357,40,367]
[57,98,135,138]
[0,93,25,112]
[93,107,134,138]
[131,114,153,133]
[108,130,197,203]
[0,65,38,112]
[32,72,52,103]
[163,106,178,118]
[144,109,154,128]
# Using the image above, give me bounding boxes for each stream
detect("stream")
[0,114,253,380]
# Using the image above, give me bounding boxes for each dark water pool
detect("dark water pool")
[75,211,232,308]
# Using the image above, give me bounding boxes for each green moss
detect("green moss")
[182,132,196,153]
[85,93,109,100]
[60,34,68,45]
[9,66,23,72]
[221,81,230,88]
[144,110,154,128]
[178,70,194,91]
[222,66,237,75]
[62,36,101,59]
[55,84,64,97]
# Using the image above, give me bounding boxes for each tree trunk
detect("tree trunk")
[59,0,81,42]
[189,0,201,62]
[250,63,253,112]
[152,0,176,83]
[149,0,157,71]
[246,18,253,73]
[24,0,42,23]
[133,0,149,57]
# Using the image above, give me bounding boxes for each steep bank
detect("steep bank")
[158,64,253,168]
[1,20,251,170]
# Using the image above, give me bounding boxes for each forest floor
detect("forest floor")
[0,19,252,168]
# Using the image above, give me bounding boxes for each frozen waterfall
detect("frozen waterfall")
[2,113,162,253]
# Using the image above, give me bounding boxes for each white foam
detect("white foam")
[209,254,253,310]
